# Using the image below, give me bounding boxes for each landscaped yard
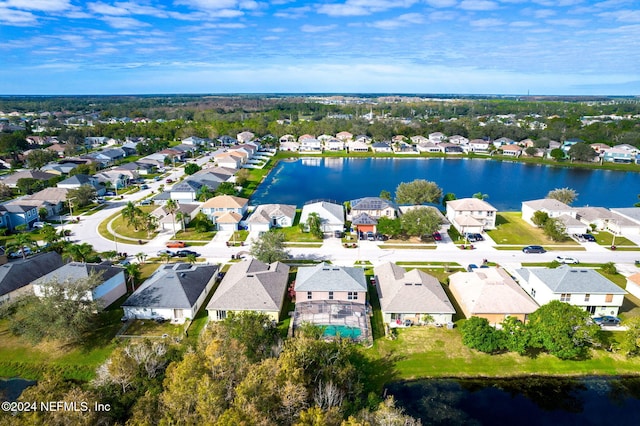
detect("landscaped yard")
[368,326,640,379]
[592,231,637,247]
[171,228,216,241]
[487,212,583,247]
[123,320,186,339]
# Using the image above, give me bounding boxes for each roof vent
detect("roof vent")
[405,283,412,286]
[180,273,186,278]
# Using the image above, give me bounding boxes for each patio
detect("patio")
[292,300,370,343]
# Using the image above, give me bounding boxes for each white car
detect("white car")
[556,255,579,264]
[32,222,46,229]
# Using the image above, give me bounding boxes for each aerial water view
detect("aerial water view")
[2,1,640,425]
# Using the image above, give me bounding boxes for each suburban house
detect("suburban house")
[279,141,300,152]
[32,262,126,309]
[468,139,491,153]
[17,187,70,218]
[576,207,640,234]
[182,136,209,146]
[350,197,396,220]
[493,137,514,148]
[207,259,290,321]
[610,208,640,232]
[299,138,322,152]
[626,273,640,300]
[83,148,126,167]
[428,132,446,143]
[236,131,255,143]
[113,161,156,176]
[295,262,367,304]
[152,202,199,232]
[448,135,469,145]
[398,206,450,231]
[449,267,539,325]
[169,180,207,203]
[522,198,577,226]
[410,135,429,144]
[446,198,497,234]
[0,202,40,230]
[347,140,369,152]
[373,262,455,327]
[93,170,131,190]
[45,143,67,157]
[299,200,345,233]
[0,252,64,304]
[122,263,218,323]
[501,144,523,157]
[336,131,353,141]
[200,195,249,231]
[293,263,370,341]
[57,174,105,195]
[245,204,296,232]
[324,138,345,151]
[512,266,626,317]
[371,142,392,153]
[416,142,443,153]
[1,170,57,188]
[214,152,243,169]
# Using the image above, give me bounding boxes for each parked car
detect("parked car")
[522,245,546,253]
[334,230,343,238]
[582,234,596,242]
[432,231,442,241]
[118,258,131,266]
[140,184,149,190]
[176,249,200,258]
[593,316,621,327]
[465,233,484,242]
[105,191,116,196]
[140,199,152,205]
[157,249,176,257]
[556,255,579,264]
[154,176,161,181]
[166,241,186,248]
[31,221,46,229]
[9,247,33,258]
[165,178,174,184]
[366,231,375,241]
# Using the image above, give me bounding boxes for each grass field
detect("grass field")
[593,231,637,247]
[368,326,640,380]
[487,212,584,247]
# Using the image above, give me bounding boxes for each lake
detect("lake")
[0,378,36,402]
[250,158,640,210]
[387,376,640,425]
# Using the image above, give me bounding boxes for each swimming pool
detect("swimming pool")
[322,325,362,339]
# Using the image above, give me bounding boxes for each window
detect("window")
[560,293,571,302]
[307,291,312,300]
[328,291,334,300]
[348,292,358,300]
[605,294,613,303]
[584,294,590,302]
[217,310,227,320]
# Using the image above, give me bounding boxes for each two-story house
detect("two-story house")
[200,195,249,231]
[512,266,626,317]
[446,198,497,234]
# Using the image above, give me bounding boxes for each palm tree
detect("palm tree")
[175,211,186,233]
[9,233,35,259]
[165,199,178,238]
[142,213,159,239]
[63,242,94,262]
[197,186,213,202]
[159,252,172,264]
[135,252,147,264]
[185,253,197,264]
[124,263,141,293]
[121,201,142,231]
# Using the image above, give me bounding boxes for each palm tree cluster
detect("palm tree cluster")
[121,201,159,238]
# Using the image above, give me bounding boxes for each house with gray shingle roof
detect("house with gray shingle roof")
[295,262,367,304]
[207,259,289,321]
[300,200,345,233]
[349,197,396,220]
[32,262,126,309]
[1,170,57,188]
[374,262,455,326]
[449,267,538,325]
[522,199,577,226]
[245,204,296,232]
[122,263,218,323]
[0,252,64,304]
[446,198,497,233]
[512,265,626,317]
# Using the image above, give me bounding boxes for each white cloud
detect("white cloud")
[424,0,458,7]
[470,17,503,27]
[0,6,37,25]
[533,0,585,6]
[300,24,337,32]
[273,6,311,19]
[3,0,71,12]
[459,0,499,11]
[369,13,424,30]
[175,0,240,10]
[101,15,150,29]
[317,0,418,17]
[263,35,280,40]
[429,10,458,20]
[599,10,640,23]
[533,9,555,19]
[510,21,535,27]
[545,18,587,27]
[87,2,130,16]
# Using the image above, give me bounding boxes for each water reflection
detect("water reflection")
[386,377,640,425]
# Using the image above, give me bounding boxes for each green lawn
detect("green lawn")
[593,231,637,247]
[278,226,323,242]
[172,228,216,241]
[0,308,123,381]
[109,205,158,240]
[123,320,185,338]
[368,327,640,379]
[487,212,583,247]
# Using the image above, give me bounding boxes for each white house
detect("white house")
[521,199,578,226]
[299,138,322,153]
[200,195,249,231]
[324,138,345,151]
[446,198,497,233]
[299,200,345,233]
[32,262,126,309]
[245,204,296,232]
[468,139,491,153]
[512,266,626,317]
[122,263,218,323]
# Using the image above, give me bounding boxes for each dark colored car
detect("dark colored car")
[334,230,343,238]
[465,233,484,242]
[593,316,621,327]
[582,234,596,242]
[176,249,200,258]
[522,245,546,253]
[432,231,442,241]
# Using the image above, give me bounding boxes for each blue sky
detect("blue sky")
[0,0,639,95]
